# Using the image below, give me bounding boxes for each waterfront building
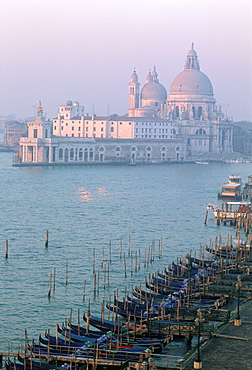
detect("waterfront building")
[17,103,185,164]
[15,44,233,165]
[128,44,233,157]
[53,100,173,140]
[4,120,27,147]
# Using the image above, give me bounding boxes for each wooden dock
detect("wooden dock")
[183,298,252,369]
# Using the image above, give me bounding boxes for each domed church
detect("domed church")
[128,44,233,157]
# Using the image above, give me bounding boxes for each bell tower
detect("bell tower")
[128,69,140,117]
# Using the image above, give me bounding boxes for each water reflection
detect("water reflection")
[78,187,93,202]
[97,187,107,196]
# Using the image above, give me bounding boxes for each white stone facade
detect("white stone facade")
[16,45,233,165]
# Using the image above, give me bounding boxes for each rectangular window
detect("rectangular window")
[94,127,96,131]
[54,126,56,130]
[72,134,74,137]
[78,133,81,137]
[61,126,63,130]
[66,123,68,126]
[86,127,88,131]
[111,127,114,132]
[78,127,81,131]
[72,126,74,130]
[101,134,103,138]
[34,129,37,138]
[101,127,104,132]
[66,134,68,137]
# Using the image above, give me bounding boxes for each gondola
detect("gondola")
[67,322,106,337]
[56,326,164,351]
[28,342,145,362]
[145,281,186,295]
[132,287,169,302]
[189,257,219,268]
[6,358,62,370]
[57,326,110,344]
[205,246,237,258]
[17,355,61,370]
[83,313,125,333]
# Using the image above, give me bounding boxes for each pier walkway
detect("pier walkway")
[184,298,252,369]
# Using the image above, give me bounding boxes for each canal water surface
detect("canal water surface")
[0,152,250,352]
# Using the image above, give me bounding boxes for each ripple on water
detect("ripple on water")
[0,154,250,348]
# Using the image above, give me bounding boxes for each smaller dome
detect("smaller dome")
[187,49,197,57]
[141,82,167,100]
[130,69,138,83]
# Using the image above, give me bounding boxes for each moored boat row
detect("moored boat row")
[3,236,252,369]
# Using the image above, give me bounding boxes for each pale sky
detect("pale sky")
[0,0,251,121]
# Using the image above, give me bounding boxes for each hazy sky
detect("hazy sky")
[0,0,252,121]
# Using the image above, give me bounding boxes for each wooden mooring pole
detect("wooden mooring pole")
[66,259,68,285]
[204,209,208,225]
[120,236,122,259]
[48,273,52,298]
[45,230,49,247]
[5,240,8,259]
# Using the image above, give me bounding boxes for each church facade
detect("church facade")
[15,45,233,166]
[128,44,233,157]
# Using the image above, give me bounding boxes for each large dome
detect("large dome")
[170,69,213,95]
[141,81,167,100]
[169,44,214,97]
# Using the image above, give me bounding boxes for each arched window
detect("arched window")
[172,128,176,135]
[98,146,105,152]
[175,106,179,118]
[161,146,166,151]
[195,129,206,135]
[146,146,152,152]
[64,148,68,162]
[175,146,180,152]
[59,148,63,160]
[79,148,83,160]
[131,146,137,151]
[192,106,196,118]
[84,148,88,161]
[198,106,203,118]
[89,148,93,160]
[70,148,74,160]
[115,146,121,156]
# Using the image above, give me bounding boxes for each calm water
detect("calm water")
[0,152,251,351]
